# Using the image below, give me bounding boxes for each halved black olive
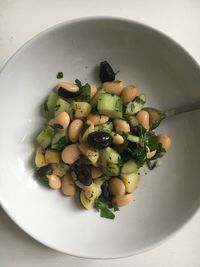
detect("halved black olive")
[87,131,113,149]
[37,165,52,177]
[58,87,80,99]
[99,61,115,83]
[71,164,92,186]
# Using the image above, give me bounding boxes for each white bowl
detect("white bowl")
[1,17,200,259]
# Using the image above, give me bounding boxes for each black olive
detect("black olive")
[131,126,140,136]
[71,164,92,186]
[87,131,113,149]
[111,144,131,162]
[101,182,112,201]
[99,61,115,83]
[127,140,139,151]
[37,165,52,177]
[57,87,80,99]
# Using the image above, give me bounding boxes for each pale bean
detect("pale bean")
[145,108,160,129]
[120,85,138,104]
[157,134,171,152]
[136,110,150,130]
[61,144,81,165]
[47,174,61,189]
[109,178,126,196]
[113,119,130,134]
[61,172,76,196]
[90,84,97,98]
[87,114,109,125]
[91,167,103,179]
[146,146,156,159]
[113,194,133,207]
[68,119,83,142]
[49,112,70,130]
[102,80,125,95]
[113,134,124,145]
[55,82,79,92]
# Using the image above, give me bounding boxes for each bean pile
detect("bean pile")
[34,61,171,219]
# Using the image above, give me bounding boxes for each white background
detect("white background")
[0,0,200,266]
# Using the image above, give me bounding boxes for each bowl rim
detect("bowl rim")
[1,16,200,259]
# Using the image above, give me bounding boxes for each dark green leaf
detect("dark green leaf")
[94,197,119,219]
[75,78,82,89]
[80,83,91,102]
[57,72,63,79]
[54,136,67,150]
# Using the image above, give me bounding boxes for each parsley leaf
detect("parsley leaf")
[94,197,119,219]
[75,78,82,89]
[80,83,91,102]
[75,79,91,102]
[57,72,63,79]
[129,146,147,167]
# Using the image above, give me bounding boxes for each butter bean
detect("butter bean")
[109,178,126,196]
[91,167,103,179]
[102,80,124,95]
[136,110,150,130]
[113,134,124,145]
[87,114,109,125]
[61,172,76,196]
[61,144,81,165]
[47,174,61,189]
[113,194,133,207]
[120,85,138,104]
[113,119,130,134]
[68,119,83,142]
[90,84,97,98]
[157,134,171,152]
[49,112,70,130]
[55,82,79,92]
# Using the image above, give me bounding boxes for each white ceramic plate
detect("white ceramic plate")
[1,17,200,259]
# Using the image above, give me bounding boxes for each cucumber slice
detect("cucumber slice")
[51,130,68,150]
[43,92,58,118]
[102,163,120,176]
[73,102,91,118]
[121,172,140,193]
[97,93,122,119]
[94,122,113,133]
[99,147,121,165]
[126,134,140,143]
[121,160,138,174]
[36,126,54,149]
[125,94,146,115]
[54,98,71,116]
[129,116,138,127]
[91,89,105,107]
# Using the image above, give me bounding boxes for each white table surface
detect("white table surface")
[0,0,200,266]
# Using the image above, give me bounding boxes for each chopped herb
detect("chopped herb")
[44,99,49,112]
[130,146,147,167]
[57,72,63,79]
[51,124,63,130]
[75,78,82,89]
[146,160,157,170]
[94,197,119,219]
[115,98,122,112]
[54,136,67,150]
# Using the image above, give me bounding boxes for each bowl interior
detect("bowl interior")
[0,18,200,258]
